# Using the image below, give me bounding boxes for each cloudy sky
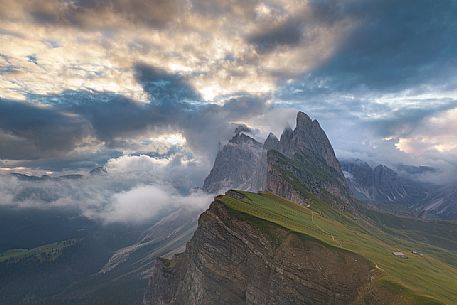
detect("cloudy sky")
[1,0,457,184]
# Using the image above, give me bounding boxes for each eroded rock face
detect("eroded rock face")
[203,112,349,203]
[203,133,263,193]
[280,112,343,176]
[263,112,350,204]
[99,208,201,276]
[144,201,375,305]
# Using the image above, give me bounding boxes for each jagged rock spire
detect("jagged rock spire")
[263,133,280,151]
[295,111,313,130]
[203,111,349,203]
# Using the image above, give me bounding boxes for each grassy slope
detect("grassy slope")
[218,192,457,305]
[0,239,77,263]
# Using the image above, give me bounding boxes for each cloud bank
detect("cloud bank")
[0,154,212,223]
[1,0,457,185]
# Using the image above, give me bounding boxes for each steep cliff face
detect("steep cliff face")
[203,133,263,193]
[144,199,374,305]
[264,112,350,204]
[203,112,349,203]
[279,112,343,176]
[99,207,200,276]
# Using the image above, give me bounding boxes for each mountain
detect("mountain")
[144,111,457,305]
[98,207,200,276]
[420,183,457,219]
[340,159,432,206]
[90,167,108,176]
[0,205,203,305]
[203,113,456,218]
[397,164,437,176]
[341,159,457,219]
[266,112,350,205]
[202,133,263,193]
[144,191,457,305]
[144,194,373,305]
[203,111,350,204]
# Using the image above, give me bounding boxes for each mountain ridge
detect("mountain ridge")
[203,111,350,204]
[341,159,457,219]
[144,191,457,305]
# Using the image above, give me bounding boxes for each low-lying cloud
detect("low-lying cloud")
[101,185,210,223]
[0,154,213,223]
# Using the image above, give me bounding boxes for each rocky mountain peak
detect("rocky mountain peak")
[295,111,314,130]
[341,159,434,210]
[373,164,398,182]
[202,133,263,193]
[229,132,261,146]
[203,111,350,203]
[263,132,280,151]
[280,112,343,175]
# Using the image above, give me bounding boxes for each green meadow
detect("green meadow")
[0,239,77,263]
[218,191,457,305]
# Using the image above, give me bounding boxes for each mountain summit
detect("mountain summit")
[203,111,350,204]
[202,132,263,193]
[144,112,457,305]
[281,111,342,174]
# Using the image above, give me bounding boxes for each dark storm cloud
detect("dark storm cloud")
[0,99,92,160]
[1,64,269,163]
[0,65,19,74]
[189,0,257,18]
[245,0,351,55]
[0,29,24,38]
[23,150,123,171]
[308,0,457,91]
[135,63,201,103]
[221,94,269,114]
[9,0,181,29]
[248,17,304,53]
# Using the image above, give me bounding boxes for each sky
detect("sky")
[1,0,457,188]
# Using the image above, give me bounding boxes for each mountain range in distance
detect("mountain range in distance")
[203,112,457,220]
[145,111,457,305]
[1,111,456,305]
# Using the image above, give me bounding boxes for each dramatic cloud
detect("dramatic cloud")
[101,185,210,223]
[0,154,212,223]
[248,17,305,53]
[0,0,181,29]
[310,0,457,91]
[0,64,274,166]
[1,0,457,183]
[0,99,94,160]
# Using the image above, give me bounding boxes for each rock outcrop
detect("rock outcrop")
[144,200,375,305]
[203,133,263,193]
[203,112,350,204]
[265,113,350,204]
[279,112,343,175]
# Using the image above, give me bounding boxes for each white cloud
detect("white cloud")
[0,154,213,223]
[99,185,210,223]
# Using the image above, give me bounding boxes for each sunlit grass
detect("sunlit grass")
[218,191,457,305]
